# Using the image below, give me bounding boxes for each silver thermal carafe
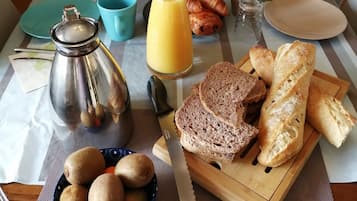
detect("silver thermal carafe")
[49,6,133,147]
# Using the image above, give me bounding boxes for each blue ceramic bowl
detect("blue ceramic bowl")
[53,148,157,201]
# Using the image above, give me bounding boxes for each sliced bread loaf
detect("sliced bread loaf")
[199,62,258,127]
[175,86,259,161]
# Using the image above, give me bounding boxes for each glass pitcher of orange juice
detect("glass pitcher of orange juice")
[146,0,193,79]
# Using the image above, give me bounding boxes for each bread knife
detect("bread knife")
[0,186,9,201]
[147,75,196,201]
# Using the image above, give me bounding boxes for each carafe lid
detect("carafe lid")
[51,5,97,44]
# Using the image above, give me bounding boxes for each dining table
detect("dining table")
[0,0,357,201]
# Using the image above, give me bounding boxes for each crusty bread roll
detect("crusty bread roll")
[249,45,357,148]
[258,41,315,167]
[307,83,357,148]
[249,45,276,86]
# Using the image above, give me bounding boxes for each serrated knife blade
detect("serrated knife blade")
[147,75,196,201]
[0,186,9,201]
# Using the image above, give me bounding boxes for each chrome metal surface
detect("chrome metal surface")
[51,5,99,56]
[49,6,132,146]
[0,186,9,201]
[147,75,195,201]
[55,6,95,43]
[159,114,196,201]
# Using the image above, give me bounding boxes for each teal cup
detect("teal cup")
[97,0,137,41]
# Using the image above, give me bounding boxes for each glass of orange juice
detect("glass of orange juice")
[146,0,193,79]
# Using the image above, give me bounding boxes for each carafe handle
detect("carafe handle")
[62,5,80,21]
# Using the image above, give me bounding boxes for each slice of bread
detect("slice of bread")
[199,62,258,127]
[175,86,259,161]
[180,132,236,161]
[244,79,267,104]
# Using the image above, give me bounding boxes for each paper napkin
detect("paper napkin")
[9,52,54,93]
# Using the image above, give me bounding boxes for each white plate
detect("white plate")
[264,0,347,40]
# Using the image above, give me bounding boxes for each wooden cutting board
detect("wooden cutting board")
[152,55,350,201]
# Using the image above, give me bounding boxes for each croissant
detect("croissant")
[186,0,203,13]
[189,11,223,35]
[199,0,229,16]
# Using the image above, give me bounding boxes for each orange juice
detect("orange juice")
[146,0,193,79]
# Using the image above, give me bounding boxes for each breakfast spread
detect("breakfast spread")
[150,38,353,200]
[186,0,228,35]
[4,1,356,201]
[174,40,356,168]
[249,44,357,149]
[59,147,155,201]
[51,39,355,200]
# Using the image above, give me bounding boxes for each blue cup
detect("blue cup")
[97,0,137,41]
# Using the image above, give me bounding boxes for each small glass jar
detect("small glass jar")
[235,0,264,43]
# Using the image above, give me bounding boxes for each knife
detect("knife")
[14,48,55,54]
[0,186,9,201]
[147,75,196,201]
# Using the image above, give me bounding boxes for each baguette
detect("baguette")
[258,41,315,167]
[307,82,357,147]
[249,45,357,148]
